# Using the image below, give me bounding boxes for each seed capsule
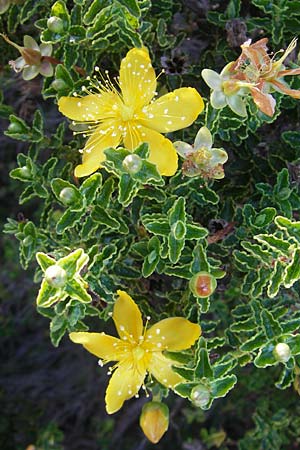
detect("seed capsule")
[189,271,217,298]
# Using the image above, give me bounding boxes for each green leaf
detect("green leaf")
[195,348,213,380]
[284,249,300,288]
[65,279,92,303]
[92,205,121,230]
[210,375,237,398]
[50,315,68,347]
[261,310,282,340]
[118,0,141,17]
[254,343,277,368]
[51,0,70,29]
[142,236,161,277]
[56,209,82,234]
[36,279,66,308]
[118,173,139,206]
[36,252,56,271]
[80,172,102,202]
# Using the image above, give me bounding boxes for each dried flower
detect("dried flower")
[58,47,204,178]
[70,290,201,414]
[231,37,300,116]
[1,34,53,80]
[202,37,300,117]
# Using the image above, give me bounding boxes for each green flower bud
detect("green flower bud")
[189,271,217,298]
[45,264,67,288]
[22,235,33,247]
[51,78,68,91]
[273,343,291,363]
[8,122,25,133]
[19,166,31,179]
[47,16,65,33]
[140,401,169,444]
[59,187,77,205]
[122,154,142,174]
[191,384,211,408]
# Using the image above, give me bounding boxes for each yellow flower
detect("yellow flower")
[58,47,204,178]
[70,290,201,414]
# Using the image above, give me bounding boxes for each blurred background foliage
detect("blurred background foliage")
[1,0,300,449]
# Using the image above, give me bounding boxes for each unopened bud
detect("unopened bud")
[8,122,24,133]
[189,271,217,298]
[140,401,169,444]
[122,154,142,174]
[47,16,65,33]
[59,187,77,205]
[19,166,31,179]
[191,384,211,408]
[51,78,68,91]
[23,235,33,247]
[45,264,67,288]
[273,343,291,363]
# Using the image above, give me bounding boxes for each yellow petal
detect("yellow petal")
[138,87,204,133]
[58,91,120,122]
[74,121,121,177]
[119,47,156,109]
[148,352,183,388]
[105,358,146,414]
[113,290,143,343]
[69,332,129,361]
[145,317,201,351]
[124,125,178,176]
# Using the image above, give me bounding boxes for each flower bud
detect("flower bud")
[19,166,31,179]
[122,154,142,174]
[8,122,25,133]
[45,264,67,288]
[273,343,291,363]
[140,401,169,444]
[22,235,33,247]
[51,78,68,91]
[189,271,217,298]
[47,16,65,33]
[59,187,77,205]
[191,384,211,408]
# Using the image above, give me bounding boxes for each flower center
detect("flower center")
[132,345,145,361]
[120,104,134,121]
